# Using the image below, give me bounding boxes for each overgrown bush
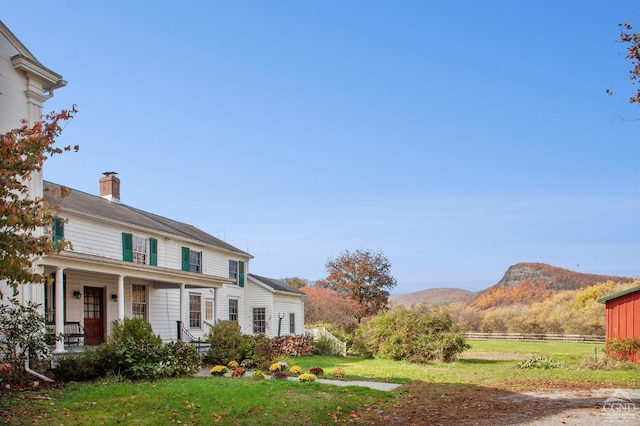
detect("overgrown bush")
[605,338,640,363]
[0,299,52,382]
[244,334,274,364]
[206,320,247,364]
[353,304,470,363]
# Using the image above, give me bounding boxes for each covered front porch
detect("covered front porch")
[40,251,230,353]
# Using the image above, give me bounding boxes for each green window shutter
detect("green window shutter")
[239,261,245,287]
[149,238,158,266]
[122,233,133,262]
[53,218,64,249]
[181,247,190,271]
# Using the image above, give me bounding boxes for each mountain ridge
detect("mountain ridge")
[391,262,635,309]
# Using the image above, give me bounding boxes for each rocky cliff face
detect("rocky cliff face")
[471,262,634,309]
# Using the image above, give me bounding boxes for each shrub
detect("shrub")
[298,373,317,382]
[244,334,274,364]
[353,305,470,363]
[210,365,228,376]
[272,372,288,379]
[288,365,302,375]
[158,341,201,378]
[309,367,324,376]
[332,368,346,379]
[517,356,565,369]
[252,370,266,381]
[98,318,163,380]
[206,321,247,365]
[0,299,51,382]
[52,351,100,382]
[227,360,239,369]
[605,338,640,363]
[313,334,338,355]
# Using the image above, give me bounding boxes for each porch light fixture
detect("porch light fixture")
[73,290,82,299]
[111,294,118,302]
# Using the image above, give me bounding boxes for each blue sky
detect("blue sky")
[4,1,640,294]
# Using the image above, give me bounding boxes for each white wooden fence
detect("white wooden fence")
[304,327,347,356]
[464,332,605,344]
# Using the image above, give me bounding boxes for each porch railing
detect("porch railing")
[177,321,209,353]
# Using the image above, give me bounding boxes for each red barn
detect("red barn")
[598,285,640,363]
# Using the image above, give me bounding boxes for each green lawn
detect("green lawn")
[1,341,638,425]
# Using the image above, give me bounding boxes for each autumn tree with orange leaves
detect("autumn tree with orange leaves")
[618,21,640,104]
[0,107,78,298]
[316,249,397,323]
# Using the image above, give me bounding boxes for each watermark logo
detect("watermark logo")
[602,390,637,412]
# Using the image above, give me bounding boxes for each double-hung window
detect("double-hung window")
[229,299,238,322]
[189,293,202,328]
[253,307,266,334]
[122,233,157,266]
[131,284,147,320]
[289,313,296,334]
[182,247,202,273]
[228,260,245,287]
[133,236,147,265]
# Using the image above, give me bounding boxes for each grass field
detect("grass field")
[1,341,637,425]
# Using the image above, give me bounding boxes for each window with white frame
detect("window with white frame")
[205,299,214,322]
[189,250,202,273]
[189,293,202,328]
[253,307,266,334]
[289,313,295,334]
[229,260,237,280]
[133,236,147,265]
[132,284,147,320]
[229,299,238,322]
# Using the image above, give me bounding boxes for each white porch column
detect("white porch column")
[54,267,65,353]
[117,275,125,321]
[179,284,185,339]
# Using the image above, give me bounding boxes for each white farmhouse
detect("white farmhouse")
[0,20,305,352]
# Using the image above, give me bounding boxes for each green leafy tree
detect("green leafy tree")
[0,107,77,298]
[317,249,397,323]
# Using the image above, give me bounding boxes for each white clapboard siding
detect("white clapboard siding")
[63,212,245,275]
[149,287,181,341]
[246,281,276,337]
[273,294,305,335]
[217,284,247,333]
[64,215,123,260]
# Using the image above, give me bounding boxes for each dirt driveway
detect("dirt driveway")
[355,382,640,425]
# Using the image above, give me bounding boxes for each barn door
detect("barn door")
[83,287,104,345]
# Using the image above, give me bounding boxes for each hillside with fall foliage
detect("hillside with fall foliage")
[470,262,634,309]
[390,288,475,308]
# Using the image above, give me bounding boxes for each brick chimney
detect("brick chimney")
[99,172,120,203]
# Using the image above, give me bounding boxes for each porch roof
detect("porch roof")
[40,251,233,288]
